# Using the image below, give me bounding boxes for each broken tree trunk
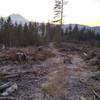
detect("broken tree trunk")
[1,83,18,96]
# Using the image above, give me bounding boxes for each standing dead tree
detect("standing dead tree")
[53,0,68,25]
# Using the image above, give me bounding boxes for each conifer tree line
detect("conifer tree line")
[64,24,100,42]
[0,17,100,47]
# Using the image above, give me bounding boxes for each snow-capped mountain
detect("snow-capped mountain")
[5,14,100,34]
[8,14,29,25]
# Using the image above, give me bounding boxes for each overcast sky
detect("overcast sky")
[0,0,100,26]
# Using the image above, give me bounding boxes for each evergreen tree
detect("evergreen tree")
[15,23,23,46]
[0,17,5,44]
[72,24,79,40]
[23,23,29,46]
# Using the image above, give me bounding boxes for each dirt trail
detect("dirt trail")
[45,43,95,100]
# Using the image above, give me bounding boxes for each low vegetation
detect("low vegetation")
[41,66,67,100]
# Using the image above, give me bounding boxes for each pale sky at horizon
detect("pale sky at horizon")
[0,0,100,26]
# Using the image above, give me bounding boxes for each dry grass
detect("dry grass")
[41,66,67,100]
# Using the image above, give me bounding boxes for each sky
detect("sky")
[0,0,100,26]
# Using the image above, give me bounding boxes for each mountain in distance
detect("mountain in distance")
[8,14,29,25]
[63,24,100,34]
[6,14,100,34]
[92,26,100,34]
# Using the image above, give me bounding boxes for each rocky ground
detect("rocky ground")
[0,42,100,100]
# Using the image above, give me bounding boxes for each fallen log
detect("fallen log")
[0,82,13,91]
[92,89,100,99]
[1,83,18,96]
[0,70,47,79]
[79,80,100,100]
[0,96,16,100]
[0,73,20,79]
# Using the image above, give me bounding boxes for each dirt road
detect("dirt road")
[43,43,99,100]
[0,43,99,100]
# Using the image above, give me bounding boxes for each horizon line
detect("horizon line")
[0,14,100,27]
